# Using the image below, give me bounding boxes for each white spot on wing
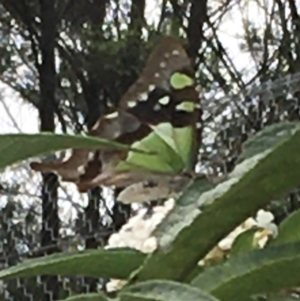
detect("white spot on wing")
[196,122,202,129]
[139,93,148,101]
[105,111,119,119]
[77,165,85,174]
[158,96,170,105]
[160,61,166,68]
[91,119,100,130]
[154,73,160,78]
[128,101,137,108]
[172,50,180,55]
[154,103,161,111]
[148,84,155,92]
[88,152,94,160]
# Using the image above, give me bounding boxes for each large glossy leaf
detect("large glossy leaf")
[0,133,133,170]
[270,210,300,246]
[261,293,300,301]
[236,121,300,163]
[191,242,300,301]
[152,175,215,250]
[131,122,300,282]
[120,280,221,301]
[230,228,259,256]
[0,248,146,280]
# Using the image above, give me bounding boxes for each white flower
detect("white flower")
[256,209,274,225]
[142,236,158,253]
[106,233,121,248]
[255,209,278,237]
[218,224,248,250]
[217,210,278,252]
[164,198,175,211]
[105,199,174,291]
[106,279,127,292]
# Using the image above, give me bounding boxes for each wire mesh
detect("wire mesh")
[200,71,300,174]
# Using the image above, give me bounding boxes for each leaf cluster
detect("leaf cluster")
[0,122,300,301]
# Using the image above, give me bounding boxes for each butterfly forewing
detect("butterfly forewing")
[117,36,201,174]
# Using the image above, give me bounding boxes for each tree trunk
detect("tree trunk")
[39,1,60,300]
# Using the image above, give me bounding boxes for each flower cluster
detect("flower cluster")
[105,199,175,292]
[202,209,278,265]
[105,197,277,291]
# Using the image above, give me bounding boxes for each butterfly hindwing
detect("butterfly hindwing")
[117,123,185,174]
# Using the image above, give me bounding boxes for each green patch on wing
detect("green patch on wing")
[175,101,195,112]
[174,126,194,170]
[150,123,194,171]
[116,122,195,174]
[170,72,194,89]
[116,127,185,174]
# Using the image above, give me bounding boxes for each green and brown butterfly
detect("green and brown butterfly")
[30,36,202,203]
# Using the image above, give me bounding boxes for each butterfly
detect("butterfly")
[30,36,202,203]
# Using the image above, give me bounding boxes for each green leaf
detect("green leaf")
[0,248,145,280]
[191,242,300,301]
[237,121,300,163]
[132,122,300,282]
[262,292,300,301]
[270,210,300,246]
[230,228,259,256]
[0,133,133,170]
[120,280,221,301]
[59,293,109,301]
[153,175,215,250]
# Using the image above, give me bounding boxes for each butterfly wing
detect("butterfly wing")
[30,36,202,195]
[76,36,202,192]
[113,36,201,175]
